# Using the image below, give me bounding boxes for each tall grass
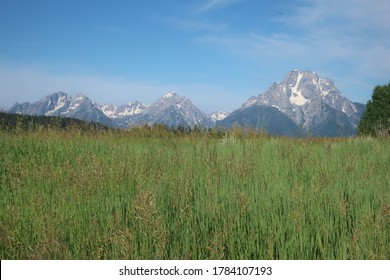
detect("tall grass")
[0,128,389,259]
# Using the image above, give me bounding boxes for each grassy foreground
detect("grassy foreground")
[0,128,389,259]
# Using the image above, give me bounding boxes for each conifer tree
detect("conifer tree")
[358,83,390,136]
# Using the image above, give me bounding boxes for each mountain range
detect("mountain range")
[3,91,214,129]
[1,70,366,136]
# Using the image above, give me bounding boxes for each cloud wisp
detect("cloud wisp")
[197,0,244,12]
[196,0,390,101]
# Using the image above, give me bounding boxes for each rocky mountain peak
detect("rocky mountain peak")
[162,92,177,99]
[245,70,360,126]
[139,92,212,128]
[226,69,366,136]
[153,92,191,111]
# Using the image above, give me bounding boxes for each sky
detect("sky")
[1,0,389,113]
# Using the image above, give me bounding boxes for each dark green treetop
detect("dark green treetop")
[358,83,390,136]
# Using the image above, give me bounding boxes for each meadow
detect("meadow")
[0,126,389,259]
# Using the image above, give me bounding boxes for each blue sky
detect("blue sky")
[1,0,389,113]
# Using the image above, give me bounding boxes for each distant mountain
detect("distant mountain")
[209,111,231,123]
[3,92,213,129]
[98,101,149,128]
[6,102,30,114]
[219,70,366,136]
[136,92,213,128]
[99,101,149,119]
[5,92,113,127]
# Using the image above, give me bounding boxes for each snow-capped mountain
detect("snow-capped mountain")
[137,92,213,128]
[98,101,150,128]
[5,102,30,114]
[220,70,366,136]
[5,92,113,126]
[209,111,231,123]
[99,101,149,119]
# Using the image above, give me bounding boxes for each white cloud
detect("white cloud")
[197,0,244,12]
[196,0,390,102]
[280,0,390,31]
[281,0,390,77]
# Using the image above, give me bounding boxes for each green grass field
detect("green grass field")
[0,128,389,259]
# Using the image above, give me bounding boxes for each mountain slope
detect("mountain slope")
[218,105,301,136]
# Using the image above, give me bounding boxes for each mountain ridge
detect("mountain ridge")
[1,70,366,136]
[3,91,216,129]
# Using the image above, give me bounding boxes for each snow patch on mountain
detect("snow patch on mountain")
[209,111,231,122]
[163,92,176,99]
[289,71,309,106]
[99,101,149,119]
[45,94,68,115]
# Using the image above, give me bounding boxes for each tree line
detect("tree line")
[0,112,109,132]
